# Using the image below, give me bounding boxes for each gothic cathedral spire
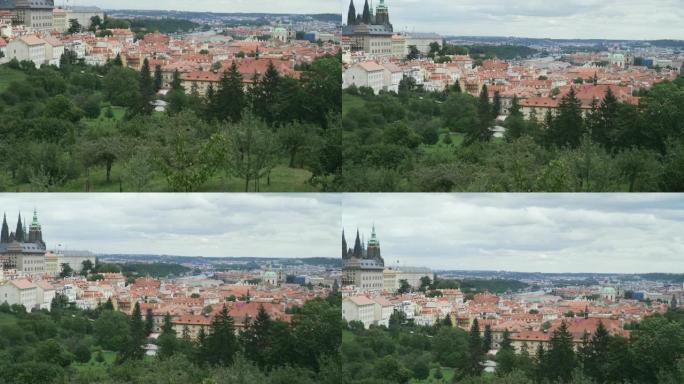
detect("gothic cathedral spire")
[15,212,24,243]
[347,0,357,25]
[1,213,8,243]
[362,0,371,24]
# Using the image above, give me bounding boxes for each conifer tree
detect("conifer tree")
[546,321,576,383]
[483,324,493,352]
[241,305,272,368]
[120,302,146,361]
[551,87,584,148]
[203,306,238,366]
[214,62,244,123]
[153,64,163,92]
[137,58,155,115]
[171,69,183,91]
[145,308,154,336]
[467,318,484,376]
[598,87,619,149]
[492,91,502,119]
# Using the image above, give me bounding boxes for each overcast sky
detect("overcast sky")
[342,194,684,274]
[344,0,684,40]
[0,194,341,258]
[56,0,339,14]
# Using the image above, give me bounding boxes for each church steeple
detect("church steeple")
[342,230,348,259]
[28,208,44,247]
[353,229,363,258]
[15,213,24,243]
[1,213,8,243]
[347,0,357,25]
[362,0,371,24]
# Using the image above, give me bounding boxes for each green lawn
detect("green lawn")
[411,367,456,384]
[0,66,26,92]
[2,164,316,192]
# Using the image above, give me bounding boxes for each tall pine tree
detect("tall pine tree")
[551,87,584,148]
[546,321,576,383]
[202,306,238,366]
[467,318,484,376]
[153,64,163,92]
[137,58,155,115]
[214,62,245,123]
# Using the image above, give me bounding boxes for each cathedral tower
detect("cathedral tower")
[374,0,391,26]
[28,209,44,248]
[342,230,349,259]
[366,224,382,261]
[1,214,8,243]
[15,213,24,243]
[347,0,357,25]
[361,0,372,24]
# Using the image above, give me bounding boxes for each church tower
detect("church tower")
[15,213,24,243]
[342,230,349,259]
[361,0,372,24]
[374,0,391,27]
[1,214,8,243]
[347,0,357,25]
[28,209,44,248]
[366,224,382,262]
[353,229,363,258]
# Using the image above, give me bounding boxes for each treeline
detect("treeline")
[425,43,538,62]
[0,293,341,384]
[342,308,684,384]
[0,51,341,192]
[341,76,684,192]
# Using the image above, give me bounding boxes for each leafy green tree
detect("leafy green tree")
[225,113,278,192]
[145,308,154,336]
[94,310,130,351]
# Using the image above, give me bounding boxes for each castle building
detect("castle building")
[0,211,47,274]
[342,226,385,292]
[343,0,393,57]
[0,0,54,33]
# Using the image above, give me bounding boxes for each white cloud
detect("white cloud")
[350,0,684,39]
[62,0,340,14]
[0,194,341,258]
[342,194,684,273]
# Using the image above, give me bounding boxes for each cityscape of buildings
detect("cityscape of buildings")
[341,0,683,130]
[342,213,683,356]
[0,208,340,354]
[0,1,340,95]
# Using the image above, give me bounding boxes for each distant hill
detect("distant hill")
[97,254,341,267]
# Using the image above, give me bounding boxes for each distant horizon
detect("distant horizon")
[345,0,684,41]
[343,194,684,274]
[50,0,339,15]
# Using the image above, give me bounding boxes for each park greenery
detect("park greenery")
[342,304,684,384]
[0,50,341,192]
[342,76,684,192]
[0,290,341,384]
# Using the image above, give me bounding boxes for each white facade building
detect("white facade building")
[342,295,376,329]
[343,61,385,94]
[0,278,38,310]
[5,35,46,67]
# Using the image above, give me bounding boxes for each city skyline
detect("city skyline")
[53,0,340,14]
[347,0,684,40]
[0,194,341,258]
[342,194,684,274]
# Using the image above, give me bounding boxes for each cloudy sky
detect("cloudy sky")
[344,0,684,40]
[342,194,684,274]
[56,0,339,14]
[0,194,341,258]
